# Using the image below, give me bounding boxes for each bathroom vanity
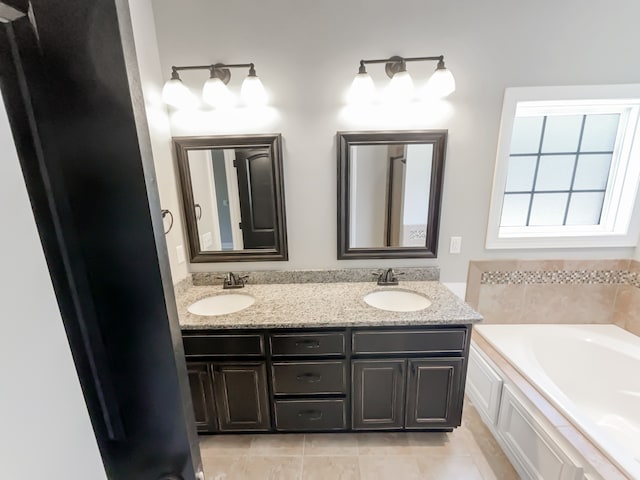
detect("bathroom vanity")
[177,273,482,434]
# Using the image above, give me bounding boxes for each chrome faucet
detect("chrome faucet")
[372,268,403,286]
[217,272,249,289]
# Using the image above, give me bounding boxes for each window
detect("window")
[486,85,640,249]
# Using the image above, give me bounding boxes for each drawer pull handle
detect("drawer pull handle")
[297,409,323,421]
[296,373,322,383]
[295,339,320,349]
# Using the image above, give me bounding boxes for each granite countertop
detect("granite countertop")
[177,280,483,330]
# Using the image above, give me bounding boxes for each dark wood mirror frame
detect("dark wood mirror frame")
[337,130,447,259]
[174,134,288,262]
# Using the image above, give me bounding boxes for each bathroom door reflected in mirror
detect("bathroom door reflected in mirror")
[338,131,447,259]
[175,134,288,262]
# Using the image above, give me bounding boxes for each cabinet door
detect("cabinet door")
[212,362,271,432]
[405,358,464,429]
[352,359,405,430]
[187,362,217,432]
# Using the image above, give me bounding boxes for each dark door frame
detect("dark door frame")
[0,1,201,478]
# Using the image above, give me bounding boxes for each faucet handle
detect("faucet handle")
[376,268,401,286]
[221,271,247,289]
[371,270,385,281]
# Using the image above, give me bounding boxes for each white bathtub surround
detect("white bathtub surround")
[471,324,638,480]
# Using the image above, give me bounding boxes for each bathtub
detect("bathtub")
[475,324,640,479]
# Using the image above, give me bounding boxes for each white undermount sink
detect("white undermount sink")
[188,293,255,316]
[364,290,431,312]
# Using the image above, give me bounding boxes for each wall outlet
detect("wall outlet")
[176,245,186,264]
[449,236,462,254]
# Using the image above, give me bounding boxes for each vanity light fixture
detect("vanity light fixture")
[348,55,455,105]
[162,62,268,109]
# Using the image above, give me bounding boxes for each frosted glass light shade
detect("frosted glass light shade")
[202,77,236,108]
[162,78,197,109]
[348,72,375,105]
[385,70,414,103]
[241,75,268,106]
[425,67,456,98]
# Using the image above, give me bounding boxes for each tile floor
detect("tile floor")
[198,400,519,479]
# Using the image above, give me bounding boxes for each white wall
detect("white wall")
[129,0,189,284]
[0,98,106,479]
[188,150,218,249]
[151,0,640,281]
[403,144,432,225]
[352,145,388,247]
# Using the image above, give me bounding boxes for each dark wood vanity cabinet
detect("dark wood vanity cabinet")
[186,361,270,433]
[351,328,468,431]
[270,330,348,432]
[186,362,217,432]
[352,359,406,429]
[404,358,464,429]
[182,332,270,433]
[212,362,270,432]
[182,325,470,434]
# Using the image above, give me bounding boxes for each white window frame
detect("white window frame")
[486,85,640,249]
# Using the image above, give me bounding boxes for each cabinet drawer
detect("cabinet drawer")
[271,361,346,395]
[352,329,466,355]
[274,399,347,431]
[270,332,345,356]
[183,334,264,357]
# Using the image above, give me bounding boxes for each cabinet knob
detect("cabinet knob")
[297,409,323,421]
[295,339,320,349]
[296,373,322,383]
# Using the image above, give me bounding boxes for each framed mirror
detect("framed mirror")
[174,134,288,262]
[337,130,447,259]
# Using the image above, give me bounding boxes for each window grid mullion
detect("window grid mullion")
[505,188,606,195]
[510,150,614,157]
[525,116,547,226]
[562,115,588,225]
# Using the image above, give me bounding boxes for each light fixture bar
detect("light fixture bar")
[170,63,257,86]
[359,55,443,65]
[171,63,255,73]
[359,55,446,79]
[347,54,455,104]
[163,62,267,108]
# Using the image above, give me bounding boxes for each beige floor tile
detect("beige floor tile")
[201,455,245,480]
[358,456,421,480]
[356,432,412,455]
[302,456,360,480]
[199,434,253,456]
[416,455,483,480]
[304,433,359,456]
[469,449,520,480]
[197,401,519,480]
[249,433,305,456]
[405,429,472,456]
[240,456,303,480]
[462,403,519,480]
